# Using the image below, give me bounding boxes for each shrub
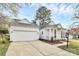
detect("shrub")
[5,34,10,41]
[0,30,8,34]
[0,30,9,43]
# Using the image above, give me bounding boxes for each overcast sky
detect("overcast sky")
[14,3,79,28]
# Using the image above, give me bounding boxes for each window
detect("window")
[42,31,43,34]
[61,31,62,38]
[51,29,53,31]
[47,29,49,31]
[54,29,56,38]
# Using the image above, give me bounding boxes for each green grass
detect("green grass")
[0,35,10,56]
[58,42,79,55]
[0,42,10,56]
[72,38,79,40]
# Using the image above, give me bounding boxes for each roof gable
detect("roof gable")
[57,24,62,28]
[17,19,31,24]
[48,21,55,25]
[12,18,38,28]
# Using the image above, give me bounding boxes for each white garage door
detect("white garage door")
[11,30,39,41]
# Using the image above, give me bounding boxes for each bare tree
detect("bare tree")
[72,4,79,19]
[0,3,22,43]
[0,3,21,16]
[0,3,23,29]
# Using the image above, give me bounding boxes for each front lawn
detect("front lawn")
[72,38,79,40]
[58,42,79,55]
[0,42,10,56]
[0,34,10,56]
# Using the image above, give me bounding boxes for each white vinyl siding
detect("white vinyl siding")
[10,26,39,41]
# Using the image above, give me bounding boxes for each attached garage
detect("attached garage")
[10,19,39,41]
[11,30,39,41]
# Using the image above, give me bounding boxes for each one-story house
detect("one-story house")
[39,21,66,41]
[9,19,39,41]
[10,19,66,41]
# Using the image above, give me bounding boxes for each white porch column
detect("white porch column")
[49,28,51,40]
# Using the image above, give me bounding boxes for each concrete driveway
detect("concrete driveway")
[6,40,76,56]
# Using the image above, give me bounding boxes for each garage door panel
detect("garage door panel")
[12,30,39,41]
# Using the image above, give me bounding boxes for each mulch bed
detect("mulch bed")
[39,39,66,45]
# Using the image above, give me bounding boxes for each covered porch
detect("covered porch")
[40,27,66,42]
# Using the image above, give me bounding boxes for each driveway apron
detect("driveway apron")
[6,40,77,56]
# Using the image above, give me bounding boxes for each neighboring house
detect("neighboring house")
[39,21,66,41]
[9,19,39,41]
[69,27,79,39]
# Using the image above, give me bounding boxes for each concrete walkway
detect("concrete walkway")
[6,40,77,56]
